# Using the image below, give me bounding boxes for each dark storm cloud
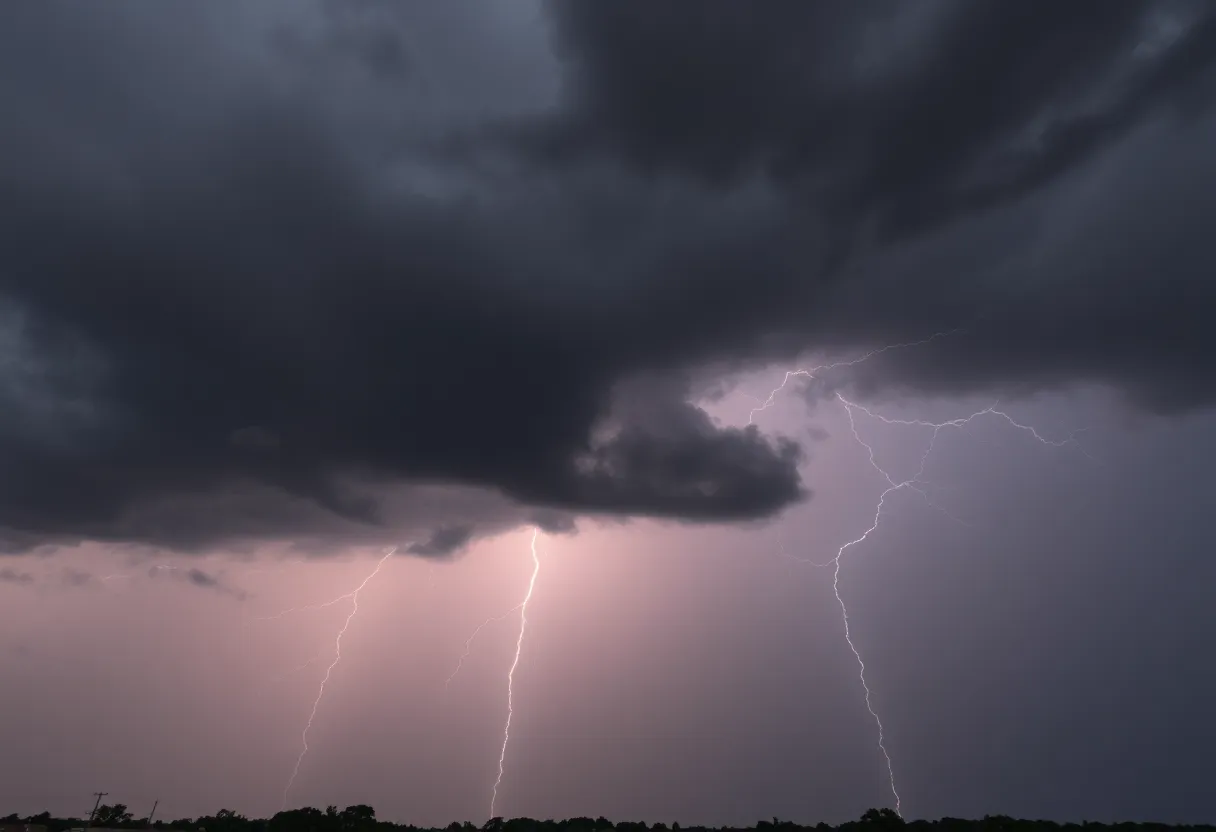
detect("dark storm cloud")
[483,0,1216,404]
[529,0,1213,238]
[528,510,579,536]
[1,0,1214,552]
[407,526,477,558]
[230,426,283,453]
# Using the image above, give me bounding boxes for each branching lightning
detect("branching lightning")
[748,336,1087,818]
[489,528,542,820]
[745,331,958,427]
[281,547,398,811]
[445,602,526,690]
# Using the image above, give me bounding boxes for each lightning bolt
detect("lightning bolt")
[489,527,542,820]
[281,546,397,811]
[257,593,359,622]
[749,336,1087,818]
[745,330,958,427]
[256,560,411,622]
[445,602,526,690]
[826,399,912,816]
[775,534,833,568]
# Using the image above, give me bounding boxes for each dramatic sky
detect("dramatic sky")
[2,0,1215,826]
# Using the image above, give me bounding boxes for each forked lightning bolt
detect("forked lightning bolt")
[489,528,542,820]
[749,337,1086,818]
[745,331,958,427]
[445,602,526,690]
[281,546,398,810]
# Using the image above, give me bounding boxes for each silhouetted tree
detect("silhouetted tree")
[94,806,134,827]
[11,805,1216,832]
[270,807,327,832]
[860,810,905,832]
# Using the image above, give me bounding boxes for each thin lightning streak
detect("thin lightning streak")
[776,535,833,568]
[843,397,1092,459]
[828,394,1084,816]
[746,331,958,426]
[489,528,542,820]
[830,400,910,816]
[445,602,526,689]
[281,547,397,811]
[257,594,355,621]
[750,332,1086,818]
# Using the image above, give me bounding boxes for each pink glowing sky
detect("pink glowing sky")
[4,2,1216,826]
[4,379,1213,826]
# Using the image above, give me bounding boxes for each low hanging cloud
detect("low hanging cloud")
[0,568,35,586]
[0,566,99,589]
[1,0,1214,555]
[147,565,248,601]
[407,526,477,558]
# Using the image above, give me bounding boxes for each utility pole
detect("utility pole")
[87,794,108,830]
[146,802,159,829]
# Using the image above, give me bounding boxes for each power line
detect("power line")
[86,794,109,830]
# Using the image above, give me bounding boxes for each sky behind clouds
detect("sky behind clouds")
[1,0,1215,826]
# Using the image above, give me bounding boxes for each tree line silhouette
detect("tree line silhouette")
[3,807,1212,832]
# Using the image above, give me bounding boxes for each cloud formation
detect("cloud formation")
[0,568,34,585]
[407,526,477,558]
[147,565,248,601]
[1,0,1214,553]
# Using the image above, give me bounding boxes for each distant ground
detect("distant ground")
[4,807,1212,832]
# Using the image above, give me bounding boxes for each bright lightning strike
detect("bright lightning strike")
[827,400,910,816]
[445,602,526,690]
[281,546,397,811]
[489,528,542,821]
[749,336,1086,818]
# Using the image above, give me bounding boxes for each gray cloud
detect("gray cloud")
[230,426,283,453]
[147,565,247,600]
[527,509,579,535]
[407,526,477,558]
[0,567,34,585]
[513,1,1214,240]
[59,567,96,588]
[0,0,1213,553]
